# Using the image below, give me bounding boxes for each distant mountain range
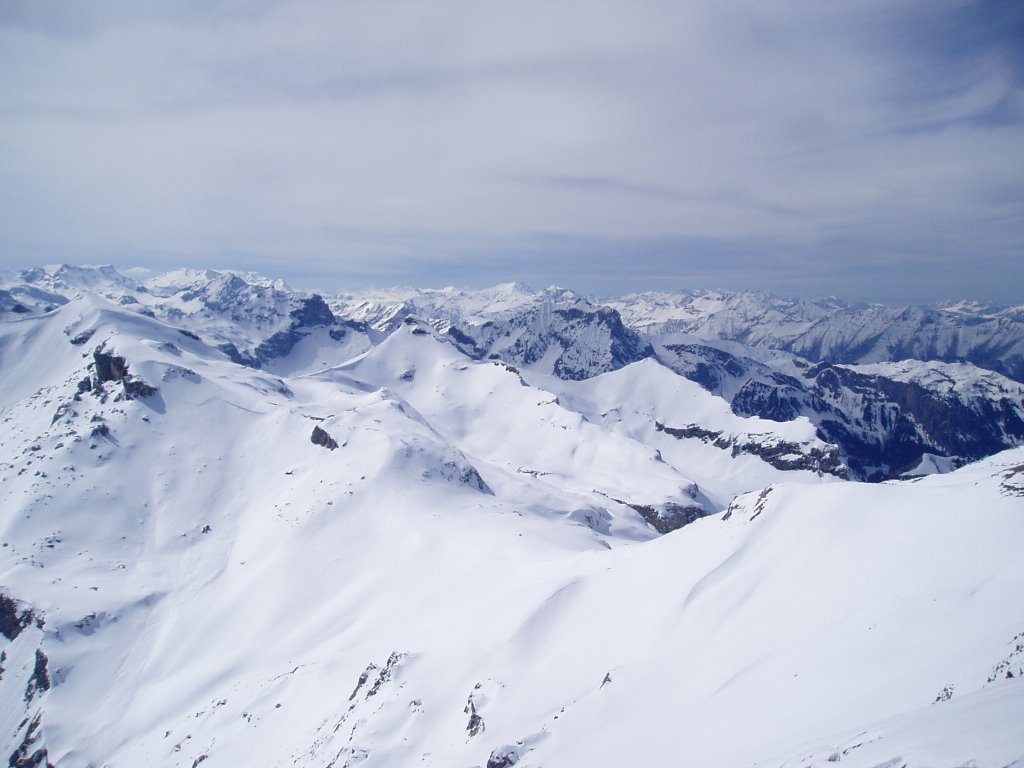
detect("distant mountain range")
[610,289,1024,380]
[4,265,1021,481]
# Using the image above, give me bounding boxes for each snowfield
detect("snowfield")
[1,268,1022,767]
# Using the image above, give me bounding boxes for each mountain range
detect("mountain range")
[1,265,1022,767]
[6,266,1022,480]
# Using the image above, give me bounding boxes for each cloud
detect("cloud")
[0,0,1021,301]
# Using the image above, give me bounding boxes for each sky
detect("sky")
[1,0,1022,304]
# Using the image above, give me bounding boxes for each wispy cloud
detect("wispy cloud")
[0,0,1021,301]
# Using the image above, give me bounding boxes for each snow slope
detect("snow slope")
[320,320,702,534]
[1,284,1023,767]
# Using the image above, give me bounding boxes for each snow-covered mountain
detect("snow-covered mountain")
[609,289,1024,382]
[3,267,1022,481]
[657,341,1024,480]
[332,282,1024,480]
[2,266,1023,766]
[1,266,374,377]
[333,283,652,381]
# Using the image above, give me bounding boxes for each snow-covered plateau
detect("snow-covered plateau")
[1,266,1022,767]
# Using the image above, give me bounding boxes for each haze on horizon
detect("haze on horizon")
[1,0,1022,305]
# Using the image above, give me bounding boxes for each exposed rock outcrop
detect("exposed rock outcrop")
[658,341,1024,481]
[486,745,520,768]
[625,500,707,534]
[253,295,355,363]
[86,347,158,400]
[310,425,339,451]
[605,493,708,534]
[8,713,55,768]
[655,422,847,478]
[0,593,35,641]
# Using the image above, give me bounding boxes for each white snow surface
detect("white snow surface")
[0,277,1022,767]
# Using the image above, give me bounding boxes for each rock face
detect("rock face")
[0,288,31,316]
[631,501,707,534]
[609,495,708,534]
[0,592,35,641]
[88,348,158,400]
[335,286,654,380]
[26,649,51,701]
[93,349,130,384]
[655,421,847,478]
[486,746,520,768]
[1,592,54,768]
[655,341,1024,481]
[253,294,349,363]
[464,695,485,737]
[310,425,339,451]
[656,342,758,398]
[732,362,1024,480]
[8,713,55,768]
[453,463,492,495]
[447,302,653,381]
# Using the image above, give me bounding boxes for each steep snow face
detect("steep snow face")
[851,358,1024,393]
[611,289,1024,382]
[520,456,1024,767]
